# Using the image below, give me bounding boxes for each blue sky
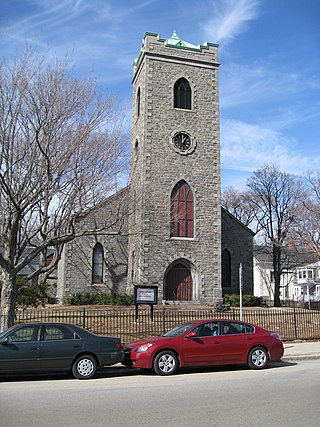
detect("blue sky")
[1,0,319,189]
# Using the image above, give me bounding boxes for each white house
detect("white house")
[294,261,320,303]
[253,247,320,303]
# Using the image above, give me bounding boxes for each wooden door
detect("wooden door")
[165,263,192,301]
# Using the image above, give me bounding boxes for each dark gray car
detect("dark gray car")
[0,322,123,379]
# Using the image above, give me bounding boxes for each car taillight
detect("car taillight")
[115,343,122,349]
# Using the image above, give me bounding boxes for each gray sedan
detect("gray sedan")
[0,322,123,379]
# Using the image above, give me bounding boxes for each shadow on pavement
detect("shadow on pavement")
[0,365,139,383]
[0,360,297,382]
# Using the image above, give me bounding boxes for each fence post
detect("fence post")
[82,308,86,329]
[293,305,298,339]
[162,308,166,335]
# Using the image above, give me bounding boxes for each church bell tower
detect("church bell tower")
[127,31,222,304]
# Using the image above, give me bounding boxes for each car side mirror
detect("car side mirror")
[185,331,197,339]
[0,337,10,345]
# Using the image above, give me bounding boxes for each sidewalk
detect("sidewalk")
[282,341,320,361]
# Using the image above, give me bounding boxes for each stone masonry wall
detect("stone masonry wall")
[56,190,129,302]
[221,208,254,295]
[128,33,222,304]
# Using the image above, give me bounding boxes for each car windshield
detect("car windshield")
[163,322,198,337]
[0,325,17,340]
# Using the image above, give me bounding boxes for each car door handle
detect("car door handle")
[31,347,40,351]
[245,337,254,341]
[73,345,80,348]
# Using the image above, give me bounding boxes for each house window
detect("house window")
[298,269,314,280]
[92,243,104,284]
[174,78,191,110]
[170,180,194,238]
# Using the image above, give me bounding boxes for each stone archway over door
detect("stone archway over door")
[165,263,192,301]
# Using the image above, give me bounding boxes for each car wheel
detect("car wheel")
[72,355,97,379]
[153,350,178,375]
[248,346,269,369]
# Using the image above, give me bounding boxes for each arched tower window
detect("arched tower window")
[174,78,191,110]
[170,180,194,238]
[137,87,141,117]
[92,243,104,284]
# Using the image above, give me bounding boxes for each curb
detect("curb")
[282,355,320,362]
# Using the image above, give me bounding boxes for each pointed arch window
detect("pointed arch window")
[174,78,191,110]
[222,249,231,291]
[137,87,141,117]
[170,180,194,238]
[92,243,104,284]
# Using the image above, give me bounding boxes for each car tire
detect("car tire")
[72,354,97,379]
[153,350,178,375]
[248,346,269,369]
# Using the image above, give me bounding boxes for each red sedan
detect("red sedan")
[123,319,284,375]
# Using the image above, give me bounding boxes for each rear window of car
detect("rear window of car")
[221,322,254,335]
[43,325,76,340]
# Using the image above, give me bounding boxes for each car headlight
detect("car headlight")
[270,332,281,340]
[136,343,154,352]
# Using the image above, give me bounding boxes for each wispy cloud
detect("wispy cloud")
[220,62,306,109]
[1,0,140,81]
[1,1,131,48]
[221,119,320,175]
[4,1,85,36]
[202,0,261,44]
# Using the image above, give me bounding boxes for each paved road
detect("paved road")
[1,360,319,427]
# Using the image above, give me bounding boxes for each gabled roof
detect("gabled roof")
[221,206,255,236]
[75,186,128,221]
[254,245,319,269]
[18,246,55,276]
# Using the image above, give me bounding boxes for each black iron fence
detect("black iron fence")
[5,306,320,343]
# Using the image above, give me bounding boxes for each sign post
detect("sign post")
[134,286,158,321]
[239,263,243,321]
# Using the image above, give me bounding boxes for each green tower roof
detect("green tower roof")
[133,31,218,68]
[164,30,201,50]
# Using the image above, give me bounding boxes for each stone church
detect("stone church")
[56,32,254,305]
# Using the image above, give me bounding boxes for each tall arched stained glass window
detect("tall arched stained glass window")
[174,78,191,110]
[92,243,104,284]
[170,180,194,238]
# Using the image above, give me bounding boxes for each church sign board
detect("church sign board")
[134,286,158,321]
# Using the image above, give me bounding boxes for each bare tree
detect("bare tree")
[221,186,258,231]
[294,170,320,258]
[247,165,303,306]
[0,49,128,330]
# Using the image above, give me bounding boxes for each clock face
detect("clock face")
[173,132,191,151]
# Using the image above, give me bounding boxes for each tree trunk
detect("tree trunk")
[272,245,282,307]
[0,271,16,331]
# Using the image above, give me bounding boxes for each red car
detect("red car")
[123,319,284,375]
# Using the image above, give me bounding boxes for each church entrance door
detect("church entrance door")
[165,263,192,301]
